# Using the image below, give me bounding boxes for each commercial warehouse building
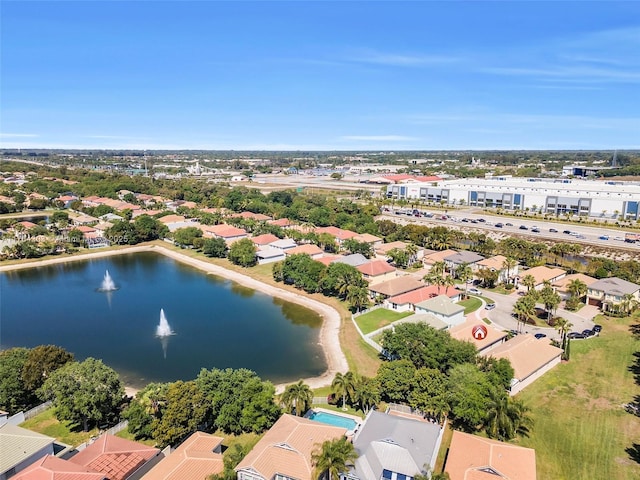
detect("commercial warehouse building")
[387,177,640,220]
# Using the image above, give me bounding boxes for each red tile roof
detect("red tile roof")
[231,211,272,221]
[69,434,159,480]
[12,455,106,480]
[315,226,358,241]
[251,233,280,245]
[285,244,324,256]
[268,218,292,227]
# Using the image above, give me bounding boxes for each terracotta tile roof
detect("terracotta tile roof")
[235,414,346,480]
[157,215,186,224]
[251,233,280,245]
[315,226,359,241]
[141,432,223,480]
[519,266,566,286]
[316,255,342,266]
[368,276,424,297]
[353,233,382,244]
[552,273,597,292]
[445,431,536,480]
[482,334,563,381]
[69,434,159,480]
[357,260,396,277]
[285,244,324,256]
[413,175,442,182]
[201,224,247,238]
[267,218,292,227]
[388,285,460,306]
[231,211,271,221]
[477,255,509,271]
[375,241,409,254]
[12,455,106,480]
[76,226,96,233]
[449,319,508,351]
[423,249,457,265]
[16,221,38,229]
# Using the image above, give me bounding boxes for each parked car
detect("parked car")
[534,333,547,340]
[593,324,603,333]
[549,228,558,233]
[485,303,496,310]
[568,332,587,339]
[468,288,481,295]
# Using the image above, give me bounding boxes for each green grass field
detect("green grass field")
[516,313,640,480]
[20,408,98,446]
[458,296,482,315]
[354,309,414,334]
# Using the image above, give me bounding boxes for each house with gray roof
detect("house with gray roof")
[443,251,485,272]
[269,238,297,251]
[256,247,286,265]
[414,294,465,327]
[586,276,640,311]
[349,411,443,480]
[0,424,55,480]
[332,253,369,267]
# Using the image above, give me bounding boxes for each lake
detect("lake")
[0,252,326,388]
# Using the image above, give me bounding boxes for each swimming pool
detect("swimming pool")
[307,410,359,431]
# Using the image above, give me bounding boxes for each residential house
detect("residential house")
[476,254,519,284]
[385,286,461,313]
[445,431,536,480]
[72,214,99,226]
[357,260,396,284]
[552,273,597,300]
[443,251,485,273]
[367,276,424,301]
[0,195,16,205]
[285,244,325,259]
[423,249,457,267]
[269,238,298,251]
[353,233,383,248]
[517,266,566,291]
[398,313,449,330]
[0,424,55,480]
[332,253,370,268]
[141,432,224,480]
[267,218,293,228]
[256,247,286,265]
[69,434,161,480]
[250,233,280,247]
[315,226,359,245]
[586,277,640,310]
[57,194,79,208]
[414,294,465,327]
[12,455,106,480]
[449,319,508,353]
[349,410,443,480]
[482,334,563,395]
[316,254,343,266]
[235,414,346,480]
[230,211,272,221]
[200,224,248,244]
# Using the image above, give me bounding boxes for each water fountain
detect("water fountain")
[98,270,118,292]
[156,308,174,358]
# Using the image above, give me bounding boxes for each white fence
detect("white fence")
[351,313,383,353]
[24,401,53,420]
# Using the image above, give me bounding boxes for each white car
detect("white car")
[468,288,481,295]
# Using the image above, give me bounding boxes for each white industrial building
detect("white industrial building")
[386,177,640,220]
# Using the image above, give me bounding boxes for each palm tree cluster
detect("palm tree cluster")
[312,437,358,480]
[280,380,314,416]
[484,389,533,441]
[331,371,380,414]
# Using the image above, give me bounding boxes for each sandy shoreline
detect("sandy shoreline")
[0,244,348,395]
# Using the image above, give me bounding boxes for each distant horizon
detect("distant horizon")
[2,2,639,150]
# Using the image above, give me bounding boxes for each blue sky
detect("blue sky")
[1,1,639,150]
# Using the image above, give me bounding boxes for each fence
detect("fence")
[23,401,52,420]
[351,304,383,319]
[351,313,383,353]
[104,420,128,436]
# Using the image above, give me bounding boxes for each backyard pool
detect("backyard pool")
[307,410,359,431]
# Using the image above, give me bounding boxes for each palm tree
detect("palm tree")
[513,295,536,332]
[502,257,518,284]
[281,380,313,416]
[521,274,536,293]
[484,388,533,441]
[405,243,419,267]
[346,285,370,312]
[567,279,587,301]
[455,262,473,298]
[331,371,355,410]
[555,317,573,353]
[312,437,358,480]
[620,293,639,315]
[351,374,380,414]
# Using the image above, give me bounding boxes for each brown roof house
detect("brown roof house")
[445,430,536,480]
[449,318,508,354]
[367,276,424,300]
[141,432,224,480]
[552,273,597,300]
[69,434,161,480]
[285,244,325,259]
[476,255,519,284]
[586,276,640,311]
[516,266,566,291]
[235,414,346,480]
[356,260,396,284]
[12,455,106,480]
[482,334,563,395]
[386,286,462,313]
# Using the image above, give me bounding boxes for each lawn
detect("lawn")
[354,309,415,335]
[20,408,98,446]
[515,313,640,480]
[457,296,482,315]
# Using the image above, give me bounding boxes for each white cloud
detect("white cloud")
[0,133,39,138]
[345,49,461,67]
